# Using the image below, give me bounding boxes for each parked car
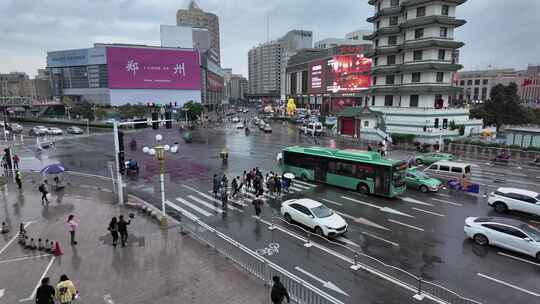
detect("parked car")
[464,217,540,260]
[232,117,240,123]
[405,167,442,193]
[263,124,272,133]
[236,122,245,129]
[30,126,48,136]
[415,152,454,165]
[66,126,84,134]
[280,198,348,238]
[7,123,23,134]
[259,121,267,130]
[46,127,63,135]
[488,187,540,215]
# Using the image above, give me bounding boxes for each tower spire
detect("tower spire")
[188,0,200,10]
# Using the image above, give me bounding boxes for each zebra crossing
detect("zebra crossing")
[166,179,317,219]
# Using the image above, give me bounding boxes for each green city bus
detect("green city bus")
[281,146,408,198]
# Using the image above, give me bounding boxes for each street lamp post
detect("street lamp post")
[143,134,170,229]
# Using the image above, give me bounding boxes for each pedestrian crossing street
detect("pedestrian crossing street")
[166,180,317,219]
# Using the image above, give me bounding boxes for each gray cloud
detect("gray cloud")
[0,0,538,77]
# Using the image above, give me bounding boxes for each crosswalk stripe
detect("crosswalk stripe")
[291,183,310,190]
[289,186,304,192]
[293,180,316,187]
[184,185,242,211]
[165,200,200,219]
[175,197,213,217]
[187,195,224,213]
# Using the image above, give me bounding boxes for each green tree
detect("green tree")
[117,103,148,119]
[470,82,530,131]
[183,101,204,122]
[70,101,95,121]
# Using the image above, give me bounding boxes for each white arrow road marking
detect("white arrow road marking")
[412,207,445,217]
[388,219,425,232]
[477,273,540,297]
[431,198,463,207]
[321,198,342,206]
[294,266,349,297]
[362,231,399,247]
[341,196,413,218]
[333,211,390,231]
[401,197,434,207]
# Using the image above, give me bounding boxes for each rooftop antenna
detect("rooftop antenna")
[266,12,269,42]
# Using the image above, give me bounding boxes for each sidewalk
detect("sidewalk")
[0,174,267,303]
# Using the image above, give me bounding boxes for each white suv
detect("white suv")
[488,187,540,216]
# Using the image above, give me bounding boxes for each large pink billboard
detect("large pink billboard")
[106,47,201,90]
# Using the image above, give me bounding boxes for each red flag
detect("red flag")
[522,79,533,87]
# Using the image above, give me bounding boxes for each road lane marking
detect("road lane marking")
[497,252,540,266]
[18,256,55,302]
[504,179,539,187]
[362,231,399,247]
[388,219,425,232]
[0,254,52,264]
[530,220,540,225]
[175,198,213,217]
[477,273,540,297]
[184,186,243,212]
[289,185,305,192]
[291,183,311,190]
[333,211,390,231]
[295,266,349,297]
[412,207,445,217]
[335,236,360,247]
[431,198,463,207]
[341,196,413,218]
[187,195,224,213]
[321,198,342,206]
[435,193,450,198]
[401,197,434,207]
[166,200,200,219]
[294,180,316,187]
[0,222,31,257]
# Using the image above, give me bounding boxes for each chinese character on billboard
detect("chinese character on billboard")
[326,54,371,93]
[308,60,326,94]
[106,47,201,90]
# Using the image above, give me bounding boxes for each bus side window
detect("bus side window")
[328,161,336,173]
[337,162,355,177]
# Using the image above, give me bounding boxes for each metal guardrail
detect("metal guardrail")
[447,143,539,165]
[165,204,345,304]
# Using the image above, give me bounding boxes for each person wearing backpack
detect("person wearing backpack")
[35,277,55,304]
[56,274,77,304]
[108,217,119,247]
[270,276,290,304]
[39,181,49,204]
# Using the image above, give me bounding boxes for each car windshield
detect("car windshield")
[310,205,333,218]
[414,171,430,179]
[520,224,540,242]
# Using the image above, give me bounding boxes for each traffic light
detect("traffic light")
[152,112,159,129]
[165,112,172,129]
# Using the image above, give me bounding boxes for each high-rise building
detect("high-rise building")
[229,74,248,101]
[176,0,220,64]
[358,0,482,143]
[248,30,312,101]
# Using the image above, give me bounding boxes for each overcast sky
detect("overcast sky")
[0,0,539,77]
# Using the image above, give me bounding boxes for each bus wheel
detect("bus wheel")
[357,183,369,194]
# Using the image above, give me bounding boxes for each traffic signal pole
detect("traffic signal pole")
[113,121,124,204]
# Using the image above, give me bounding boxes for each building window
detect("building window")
[375,39,379,47]
[377,2,381,11]
[413,50,423,61]
[384,95,394,106]
[474,79,480,85]
[442,5,449,16]
[473,87,479,99]
[436,72,444,83]
[386,75,395,85]
[481,87,487,100]
[387,55,396,65]
[373,76,377,85]
[440,27,448,38]
[467,80,472,85]
[460,80,465,86]
[442,118,448,129]
[416,6,426,17]
[376,21,380,30]
[389,16,399,26]
[434,118,439,128]
[438,49,446,60]
[372,95,375,106]
[364,120,370,127]
[374,57,379,66]
[388,36,397,45]
[412,72,421,82]
[391,0,400,7]
[482,79,488,85]
[410,95,419,107]
[414,28,424,39]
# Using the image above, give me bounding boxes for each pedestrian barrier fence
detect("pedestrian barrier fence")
[166,203,345,304]
[446,143,539,165]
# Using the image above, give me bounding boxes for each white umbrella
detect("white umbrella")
[284,173,295,179]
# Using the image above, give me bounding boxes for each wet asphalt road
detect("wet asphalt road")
[15,115,540,304]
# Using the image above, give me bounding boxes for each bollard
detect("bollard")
[268,217,276,230]
[350,252,362,271]
[413,278,425,300]
[304,232,313,248]
[160,216,168,229]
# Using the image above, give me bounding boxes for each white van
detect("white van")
[301,122,323,136]
[423,161,472,181]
